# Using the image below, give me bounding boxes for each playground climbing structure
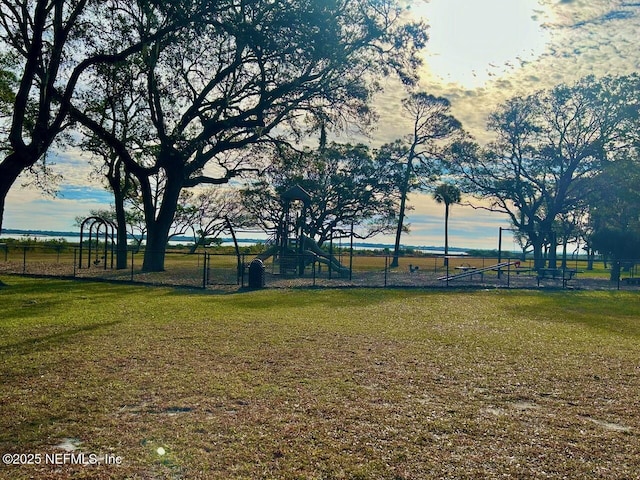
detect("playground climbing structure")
[254,184,350,277]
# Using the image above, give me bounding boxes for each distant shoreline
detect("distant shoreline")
[0,228,478,255]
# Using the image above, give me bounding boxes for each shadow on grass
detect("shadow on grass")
[215,286,417,310]
[0,277,148,327]
[0,320,122,356]
[503,291,640,339]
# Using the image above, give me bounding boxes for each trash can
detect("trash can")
[248,259,265,288]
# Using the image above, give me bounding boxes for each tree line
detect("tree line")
[452,74,640,279]
[1,1,639,276]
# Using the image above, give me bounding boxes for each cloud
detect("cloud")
[4,184,111,232]
[5,0,640,251]
[574,9,636,27]
[403,0,640,144]
[49,149,104,189]
[371,193,513,250]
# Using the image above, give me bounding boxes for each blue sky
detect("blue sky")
[58,186,114,203]
[4,0,640,250]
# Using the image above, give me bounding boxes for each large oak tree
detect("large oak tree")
[73,0,427,271]
[586,156,640,280]
[453,74,640,269]
[0,0,200,233]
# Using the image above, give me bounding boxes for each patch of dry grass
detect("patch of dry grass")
[1,278,639,479]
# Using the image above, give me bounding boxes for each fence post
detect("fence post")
[236,251,242,286]
[130,250,135,282]
[22,246,27,274]
[241,254,245,288]
[349,223,354,282]
[202,253,208,289]
[312,259,316,287]
[384,255,388,288]
[446,257,450,288]
[73,248,77,277]
[329,230,333,280]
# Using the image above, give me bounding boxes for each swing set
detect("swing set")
[78,216,116,269]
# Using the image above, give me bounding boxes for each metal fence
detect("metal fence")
[237,252,640,291]
[1,242,639,291]
[0,244,209,288]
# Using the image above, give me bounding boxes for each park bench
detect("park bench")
[622,277,640,285]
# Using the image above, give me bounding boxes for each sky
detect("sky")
[4,0,640,250]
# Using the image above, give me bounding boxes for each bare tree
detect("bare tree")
[381,93,463,268]
[178,188,249,253]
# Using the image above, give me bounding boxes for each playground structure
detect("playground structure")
[78,216,116,269]
[254,185,350,278]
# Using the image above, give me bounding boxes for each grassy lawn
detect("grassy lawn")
[1,277,639,479]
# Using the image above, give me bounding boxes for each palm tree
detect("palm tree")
[433,183,461,266]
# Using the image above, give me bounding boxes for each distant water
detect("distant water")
[0,232,250,247]
[0,231,464,255]
[0,233,80,243]
[0,231,266,248]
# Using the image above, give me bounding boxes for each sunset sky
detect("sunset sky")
[4,0,640,250]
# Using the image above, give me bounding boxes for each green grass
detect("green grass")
[1,277,639,479]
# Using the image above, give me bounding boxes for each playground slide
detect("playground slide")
[300,235,350,277]
[253,237,350,277]
[255,245,279,261]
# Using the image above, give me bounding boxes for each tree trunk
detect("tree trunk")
[610,259,621,282]
[391,157,413,268]
[532,240,545,270]
[143,220,171,271]
[189,233,205,254]
[0,184,7,235]
[548,232,557,269]
[108,160,130,269]
[561,239,568,269]
[141,172,183,272]
[587,248,594,271]
[114,196,129,269]
[0,154,29,234]
[443,203,449,267]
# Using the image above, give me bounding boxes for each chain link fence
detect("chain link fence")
[1,242,639,291]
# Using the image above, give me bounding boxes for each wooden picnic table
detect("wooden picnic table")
[536,268,579,287]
